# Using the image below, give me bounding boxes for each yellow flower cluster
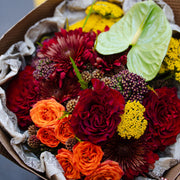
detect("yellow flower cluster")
[69,14,120,33]
[33,0,46,7]
[69,1,123,33]
[117,100,148,140]
[85,1,124,18]
[159,37,180,82]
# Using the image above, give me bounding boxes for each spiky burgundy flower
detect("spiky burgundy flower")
[37,76,80,103]
[102,134,159,180]
[95,53,127,72]
[37,28,97,88]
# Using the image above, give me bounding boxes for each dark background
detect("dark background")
[0,0,40,179]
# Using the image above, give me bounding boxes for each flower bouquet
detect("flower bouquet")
[1,0,180,179]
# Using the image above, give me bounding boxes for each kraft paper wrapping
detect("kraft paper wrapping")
[0,0,180,179]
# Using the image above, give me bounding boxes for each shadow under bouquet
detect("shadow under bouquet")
[2,0,180,179]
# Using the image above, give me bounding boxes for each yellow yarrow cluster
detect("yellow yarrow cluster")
[159,37,180,82]
[69,1,123,33]
[117,100,148,140]
[85,1,124,18]
[69,14,120,33]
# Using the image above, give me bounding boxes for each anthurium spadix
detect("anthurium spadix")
[95,1,172,81]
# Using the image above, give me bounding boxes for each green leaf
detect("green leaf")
[58,111,70,120]
[95,1,172,81]
[69,56,88,89]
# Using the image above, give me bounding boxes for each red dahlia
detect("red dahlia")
[6,66,40,130]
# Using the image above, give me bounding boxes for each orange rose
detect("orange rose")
[85,160,124,180]
[73,141,104,176]
[56,148,81,179]
[37,127,60,148]
[30,98,65,128]
[55,115,75,144]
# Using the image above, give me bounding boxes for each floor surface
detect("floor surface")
[0,0,41,179]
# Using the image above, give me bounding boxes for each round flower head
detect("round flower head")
[28,125,39,136]
[65,137,78,151]
[27,135,41,149]
[37,28,97,88]
[143,87,180,150]
[117,100,148,139]
[33,58,55,80]
[70,1,123,33]
[56,148,81,179]
[6,66,40,130]
[86,1,124,18]
[85,160,124,180]
[54,115,75,144]
[110,70,148,103]
[70,14,120,33]
[71,79,125,144]
[30,99,65,128]
[37,127,60,148]
[102,134,159,180]
[73,141,104,176]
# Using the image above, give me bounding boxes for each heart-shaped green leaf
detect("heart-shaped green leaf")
[95,1,172,81]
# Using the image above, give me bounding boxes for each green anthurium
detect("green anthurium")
[95,1,172,81]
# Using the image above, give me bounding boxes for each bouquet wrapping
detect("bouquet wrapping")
[1,0,180,179]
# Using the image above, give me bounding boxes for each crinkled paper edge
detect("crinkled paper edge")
[0,0,180,179]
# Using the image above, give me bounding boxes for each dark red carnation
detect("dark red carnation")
[143,87,180,151]
[6,66,40,130]
[71,79,125,144]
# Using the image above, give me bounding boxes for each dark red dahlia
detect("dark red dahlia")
[102,134,159,180]
[71,79,125,144]
[143,87,180,151]
[6,66,40,130]
[37,28,97,87]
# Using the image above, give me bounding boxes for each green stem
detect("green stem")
[69,56,88,89]
[82,0,96,30]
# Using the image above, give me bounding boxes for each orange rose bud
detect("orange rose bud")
[55,115,75,144]
[73,141,104,176]
[85,160,124,180]
[56,148,81,179]
[37,127,60,148]
[30,98,65,128]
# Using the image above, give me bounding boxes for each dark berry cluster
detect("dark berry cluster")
[110,70,148,103]
[33,58,55,80]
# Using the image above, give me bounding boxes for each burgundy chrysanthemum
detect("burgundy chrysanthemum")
[6,66,40,130]
[95,53,127,72]
[38,76,81,103]
[71,79,125,144]
[37,28,97,88]
[143,87,180,151]
[102,134,159,180]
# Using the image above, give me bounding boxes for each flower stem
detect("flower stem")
[69,56,88,89]
[82,0,96,30]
